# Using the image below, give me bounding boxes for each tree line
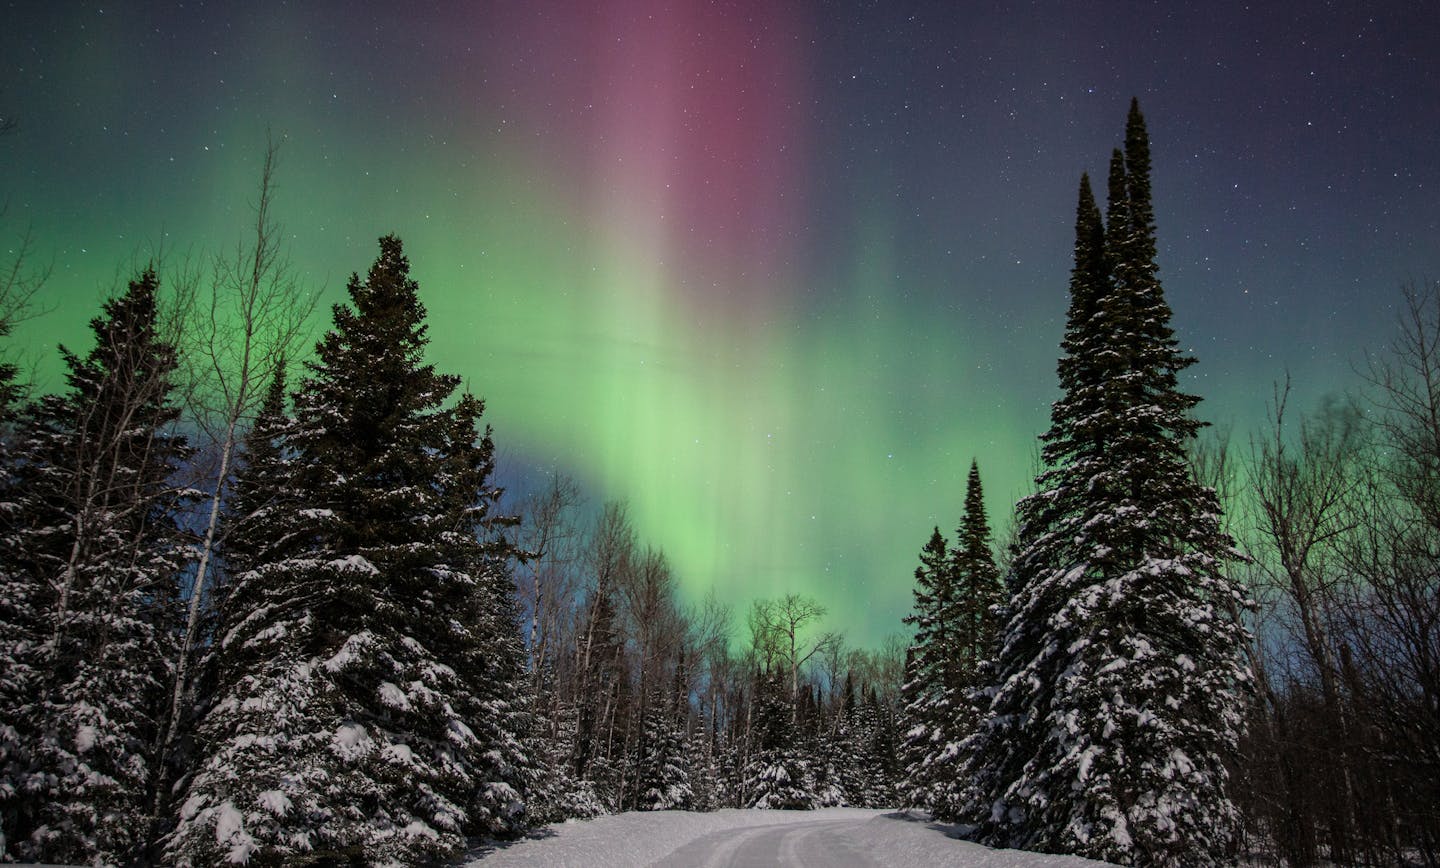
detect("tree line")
[509,491,911,823]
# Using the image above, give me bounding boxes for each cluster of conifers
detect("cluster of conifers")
[901,100,1252,866]
[904,101,1440,867]
[1,234,540,864]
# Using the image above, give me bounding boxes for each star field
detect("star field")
[2,0,1437,644]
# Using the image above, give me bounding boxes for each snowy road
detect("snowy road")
[650,817,882,867]
[467,808,1114,867]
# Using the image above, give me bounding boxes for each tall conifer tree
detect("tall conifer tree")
[904,461,1002,818]
[742,671,814,810]
[901,527,952,809]
[635,671,692,812]
[168,362,314,865]
[0,293,32,860]
[828,673,867,806]
[861,687,901,807]
[216,361,293,598]
[1,271,189,864]
[169,236,533,865]
[960,102,1251,866]
[953,461,1003,682]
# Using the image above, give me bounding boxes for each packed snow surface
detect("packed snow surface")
[466,808,1116,867]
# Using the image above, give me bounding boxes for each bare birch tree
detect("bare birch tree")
[749,593,839,721]
[156,134,314,799]
[512,472,586,695]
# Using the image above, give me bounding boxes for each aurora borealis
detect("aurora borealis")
[4,2,1438,645]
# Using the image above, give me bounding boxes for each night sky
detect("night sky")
[4,1,1437,646]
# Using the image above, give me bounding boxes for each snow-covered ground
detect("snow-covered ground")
[465,808,1115,867]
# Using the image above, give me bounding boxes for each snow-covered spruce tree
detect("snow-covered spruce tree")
[168,361,323,866]
[168,236,534,865]
[900,527,953,810]
[953,461,1003,685]
[0,228,45,794]
[742,671,815,809]
[828,674,868,806]
[1,270,190,865]
[930,461,1005,819]
[182,359,294,732]
[904,463,1003,819]
[716,726,744,809]
[848,687,882,807]
[209,361,293,631]
[811,698,849,808]
[523,668,607,824]
[0,287,33,861]
[0,384,37,861]
[0,318,18,428]
[635,682,692,811]
[858,686,901,807]
[468,549,541,832]
[686,724,721,812]
[959,101,1251,866]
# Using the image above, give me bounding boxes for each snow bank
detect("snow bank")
[465,808,1116,867]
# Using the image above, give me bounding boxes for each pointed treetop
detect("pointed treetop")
[905,526,950,630]
[955,461,999,592]
[1124,98,1150,182]
[959,461,990,547]
[917,526,949,577]
[1056,175,1109,393]
[374,232,408,273]
[335,234,430,351]
[57,267,179,416]
[68,268,159,358]
[1076,172,1096,212]
[260,357,286,414]
[1065,174,1105,341]
[923,526,946,557]
[1072,174,1105,283]
[239,359,288,474]
[1122,100,1157,280]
